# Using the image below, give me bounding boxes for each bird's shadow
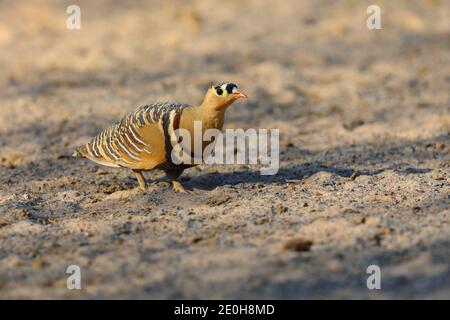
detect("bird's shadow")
[181,135,442,190]
[184,163,433,192]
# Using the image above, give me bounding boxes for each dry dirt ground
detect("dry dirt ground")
[0,0,449,299]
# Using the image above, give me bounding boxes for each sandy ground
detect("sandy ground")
[0,0,449,299]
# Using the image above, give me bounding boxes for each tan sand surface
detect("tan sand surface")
[0,0,449,298]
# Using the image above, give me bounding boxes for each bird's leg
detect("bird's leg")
[132,169,146,191]
[165,169,192,194]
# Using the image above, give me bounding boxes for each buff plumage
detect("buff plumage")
[74,83,247,192]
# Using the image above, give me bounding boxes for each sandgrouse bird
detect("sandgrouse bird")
[73,82,247,193]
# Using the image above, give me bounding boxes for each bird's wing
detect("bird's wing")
[81,102,189,170]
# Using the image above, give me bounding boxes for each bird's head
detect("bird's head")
[201,82,247,111]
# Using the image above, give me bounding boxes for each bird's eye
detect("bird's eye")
[216,88,223,95]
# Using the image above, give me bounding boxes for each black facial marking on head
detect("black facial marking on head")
[225,83,237,94]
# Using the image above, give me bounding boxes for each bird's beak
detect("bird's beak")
[233,91,248,99]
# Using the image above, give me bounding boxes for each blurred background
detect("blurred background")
[0,0,449,299]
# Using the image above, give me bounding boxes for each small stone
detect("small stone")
[353,215,367,224]
[272,204,288,214]
[343,119,365,131]
[32,258,46,269]
[284,238,313,252]
[191,237,203,244]
[205,194,231,206]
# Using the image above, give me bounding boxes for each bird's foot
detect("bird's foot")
[135,182,147,191]
[133,170,147,191]
[172,181,193,194]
